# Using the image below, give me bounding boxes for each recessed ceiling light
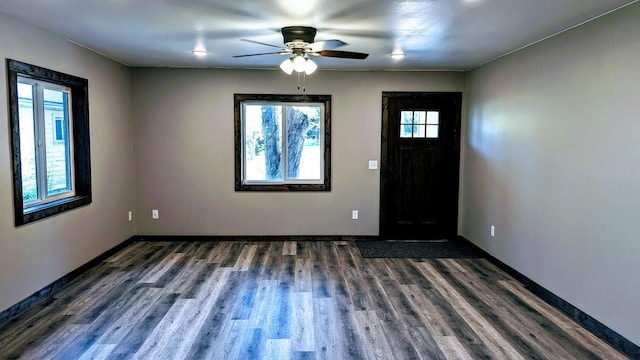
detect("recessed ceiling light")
[191,49,208,57]
[390,52,406,60]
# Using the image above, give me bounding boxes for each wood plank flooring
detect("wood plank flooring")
[0,240,630,359]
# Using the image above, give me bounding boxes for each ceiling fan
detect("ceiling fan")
[233,26,369,74]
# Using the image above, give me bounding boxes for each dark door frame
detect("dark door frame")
[379,91,462,239]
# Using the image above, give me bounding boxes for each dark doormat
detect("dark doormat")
[356,239,485,259]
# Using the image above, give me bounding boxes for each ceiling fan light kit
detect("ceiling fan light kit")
[234,26,368,75]
[279,58,295,74]
[292,55,307,72]
[304,58,318,74]
[279,56,317,75]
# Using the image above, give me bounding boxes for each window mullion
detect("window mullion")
[412,111,416,137]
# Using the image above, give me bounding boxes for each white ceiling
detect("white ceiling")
[0,0,636,71]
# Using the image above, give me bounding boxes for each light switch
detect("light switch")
[368,160,378,170]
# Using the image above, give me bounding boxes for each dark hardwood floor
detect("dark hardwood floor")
[0,240,629,359]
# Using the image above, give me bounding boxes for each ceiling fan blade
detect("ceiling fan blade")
[318,50,369,60]
[308,39,346,52]
[233,51,286,58]
[240,39,283,49]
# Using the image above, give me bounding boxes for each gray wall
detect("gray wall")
[2,1,638,348]
[132,68,464,235]
[0,14,136,313]
[461,3,640,344]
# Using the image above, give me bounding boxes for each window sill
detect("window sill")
[236,183,330,192]
[19,195,91,226]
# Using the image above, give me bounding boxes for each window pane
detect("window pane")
[287,106,321,180]
[414,124,426,138]
[426,111,439,138]
[400,124,414,138]
[426,124,439,138]
[414,111,426,125]
[400,110,414,124]
[43,88,73,196]
[244,104,283,181]
[18,83,38,204]
[427,111,439,124]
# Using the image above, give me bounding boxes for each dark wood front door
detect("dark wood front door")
[380,92,462,239]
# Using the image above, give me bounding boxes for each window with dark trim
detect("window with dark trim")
[7,59,92,226]
[234,94,331,191]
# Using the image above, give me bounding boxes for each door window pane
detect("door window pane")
[426,111,439,124]
[426,111,439,138]
[400,125,414,138]
[426,125,439,138]
[413,124,426,137]
[400,111,412,138]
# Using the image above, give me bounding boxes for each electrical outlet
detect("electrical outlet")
[352,210,359,220]
[490,225,495,237]
[368,160,378,170]
[152,209,159,219]
[128,211,132,222]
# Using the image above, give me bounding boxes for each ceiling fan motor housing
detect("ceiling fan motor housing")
[282,26,316,45]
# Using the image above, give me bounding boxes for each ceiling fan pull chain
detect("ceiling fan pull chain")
[297,72,306,92]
